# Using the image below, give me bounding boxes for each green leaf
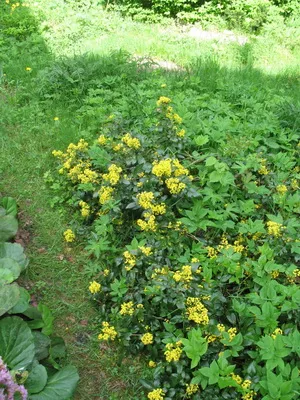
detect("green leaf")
[0,283,20,316]
[205,156,217,167]
[0,197,17,217]
[30,365,79,400]
[26,363,48,394]
[0,316,35,369]
[194,135,209,146]
[8,287,30,314]
[0,243,28,270]
[38,304,54,336]
[182,328,207,369]
[0,257,22,281]
[0,215,18,241]
[32,331,51,361]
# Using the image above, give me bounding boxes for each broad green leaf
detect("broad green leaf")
[0,215,18,241]
[0,268,14,283]
[0,316,35,369]
[0,243,28,270]
[0,258,22,281]
[8,287,30,314]
[0,283,20,316]
[194,135,209,146]
[32,331,51,361]
[38,303,54,336]
[30,365,79,400]
[0,197,17,217]
[205,156,217,167]
[26,363,48,394]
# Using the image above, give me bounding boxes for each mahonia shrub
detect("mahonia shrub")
[52,96,300,399]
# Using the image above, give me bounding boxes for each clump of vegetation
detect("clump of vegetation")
[52,95,300,399]
[0,197,79,400]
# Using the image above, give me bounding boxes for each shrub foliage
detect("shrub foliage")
[52,96,300,399]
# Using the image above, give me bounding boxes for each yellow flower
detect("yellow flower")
[148,388,165,400]
[165,178,186,194]
[186,297,209,325]
[63,229,75,242]
[177,129,185,138]
[217,324,226,332]
[89,281,101,294]
[241,380,252,390]
[276,184,287,195]
[113,143,123,152]
[242,391,256,400]
[228,327,237,341]
[173,265,192,284]
[172,113,182,124]
[137,192,155,209]
[157,96,171,106]
[164,342,182,362]
[139,246,152,256]
[186,383,199,397]
[271,328,283,339]
[137,303,144,309]
[53,116,59,121]
[141,333,153,345]
[97,134,107,145]
[121,133,141,149]
[120,301,134,316]
[98,322,117,341]
[206,246,217,258]
[267,220,283,237]
[123,251,136,270]
[231,373,243,385]
[137,215,157,232]
[52,150,64,158]
[99,186,114,205]
[102,164,122,185]
[25,67,32,71]
[103,269,110,276]
[79,200,90,217]
[152,159,172,178]
[161,84,167,88]
[148,360,156,368]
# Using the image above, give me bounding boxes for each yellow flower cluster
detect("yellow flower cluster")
[97,134,107,145]
[157,96,171,106]
[164,341,182,362]
[123,251,136,271]
[139,246,152,256]
[98,322,117,341]
[217,324,226,332]
[258,158,269,175]
[98,186,114,205]
[185,383,199,397]
[63,229,75,243]
[137,215,157,232]
[148,360,157,368]
[141,333,154,345]
[79,200,90,217]
[217,235,245,254]
[148,388,165,400]
[89,281,101,294]
[120,301,135,316]
[121,133,141,149]
[291,179,299,190]
[152,158,189,179]
[206,246,218,259]
[231,373,243,385]
[186,297,209,325]
[176,129,186,138]
[228,327,237,341]
[242,391,256,400]
[173,265,193,283]
[165,177,186,194]
[276,184,287,195]
[136,191,166,215]
[267,221,283,237]
[271,328,283,339]
[102,164,122,185]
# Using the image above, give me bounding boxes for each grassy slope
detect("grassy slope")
[0,1,299,399]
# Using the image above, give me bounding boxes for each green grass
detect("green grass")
[0,0,299,398]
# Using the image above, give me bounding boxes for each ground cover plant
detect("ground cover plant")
[51,93,300,399]
[0,197,79,399]
[0,0,299,398]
